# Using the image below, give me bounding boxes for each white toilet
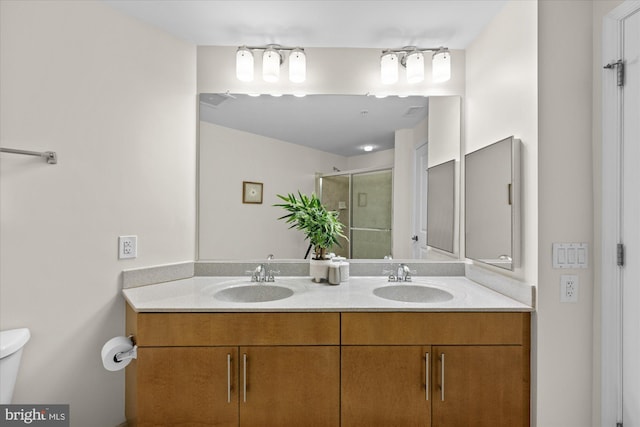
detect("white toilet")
[0,328,30,404]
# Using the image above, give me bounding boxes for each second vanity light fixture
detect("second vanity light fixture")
[236,45,306,83]
[380,46,451,84]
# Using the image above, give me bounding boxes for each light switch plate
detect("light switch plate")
[553,243,588,269]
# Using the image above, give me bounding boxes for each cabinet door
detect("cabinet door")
[432,345,527,427]
[240,346,340,427]
[135,347,238,427]
[341,346,431,427]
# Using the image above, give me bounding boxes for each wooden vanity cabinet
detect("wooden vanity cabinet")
[341,312,530,427]
[126,308,529,427]
[341,345,432,427]
[125,307,340,427]
[133,346,238,427]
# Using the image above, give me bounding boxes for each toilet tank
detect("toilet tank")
[0,328,31,404]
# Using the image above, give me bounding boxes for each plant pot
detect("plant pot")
[309,259,332,283]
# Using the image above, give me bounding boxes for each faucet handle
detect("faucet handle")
[266,269,280,282]
[382,268,398,282]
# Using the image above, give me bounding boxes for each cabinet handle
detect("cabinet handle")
[243,353,247,403]
[425,352,430,401]
[227,353,232,403]
[440,353,445,401]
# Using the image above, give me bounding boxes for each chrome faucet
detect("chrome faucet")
[398,264,413,282]
[384,262,414,282]
[250,254,277,282]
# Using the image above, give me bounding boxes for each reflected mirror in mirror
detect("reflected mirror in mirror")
[465,136,520,270]
[427,160,455,253]
[198,94,460,260]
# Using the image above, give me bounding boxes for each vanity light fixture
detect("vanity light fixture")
[363,145,374,152]
[235,45,306,83]
[380,46,451,84]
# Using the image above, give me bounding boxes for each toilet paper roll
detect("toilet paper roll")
[101,336,134,371]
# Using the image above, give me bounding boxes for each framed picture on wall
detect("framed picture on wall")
[243,181,263,204]
[358,192,367,207]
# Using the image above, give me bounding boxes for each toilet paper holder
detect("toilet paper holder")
[114,336,137,364]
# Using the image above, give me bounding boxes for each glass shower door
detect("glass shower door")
[351,170,392,259]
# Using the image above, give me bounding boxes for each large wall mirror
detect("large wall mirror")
[465,136,521,270]
[198,93,461,261]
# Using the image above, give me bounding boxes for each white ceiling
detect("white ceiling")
[104,0,506,156]
[200,94,430,157]
[103,0,506,49]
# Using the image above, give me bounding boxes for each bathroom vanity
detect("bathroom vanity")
[122,275,532,427]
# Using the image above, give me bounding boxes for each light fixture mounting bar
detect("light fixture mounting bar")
[383,46,448,54]
[242,44,304,52]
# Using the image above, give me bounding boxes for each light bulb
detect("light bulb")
[263,47,281,82]
[289,48,306,83]
[432,50,451,83]
[380,52,398,85]
[236,47,254,82]
[405,51,424,84]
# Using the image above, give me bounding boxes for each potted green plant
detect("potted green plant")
[275,192,347,282]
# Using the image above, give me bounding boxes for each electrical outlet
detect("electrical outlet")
[560,275,578,303]
[118,236,137,259]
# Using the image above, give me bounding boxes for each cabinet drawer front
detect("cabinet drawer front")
[131,312,340,346]
[342,312,529,345]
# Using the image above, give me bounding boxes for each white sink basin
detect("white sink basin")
[213,285,294,303]
[373,284,454,303]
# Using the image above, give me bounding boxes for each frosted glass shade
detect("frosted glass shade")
[405,51,424,83]
[263,48,281,82]
[236,47,254,82]
[380,52,398,85]
[289,49,306,83]
[432,51,451,83]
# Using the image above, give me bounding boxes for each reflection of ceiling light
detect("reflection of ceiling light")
[235,45,306,83]
[374,94,388,99]
[381,46,451,84]
[293,92,307,98]
[270,93,283,97]
[248,93,261,97]
[363,145,374,152]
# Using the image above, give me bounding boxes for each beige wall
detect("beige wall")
[0,1,196,426]
[198,122,347,259]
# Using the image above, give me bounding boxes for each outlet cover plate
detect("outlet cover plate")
[118,235,137,259]
[560,274,578,303]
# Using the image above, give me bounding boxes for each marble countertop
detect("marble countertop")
[123,275,533,312]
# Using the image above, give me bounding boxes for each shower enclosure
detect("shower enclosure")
[318,168,393,259]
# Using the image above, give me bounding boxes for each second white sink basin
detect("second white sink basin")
[214,285,294,303]
[373,284,454,303]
